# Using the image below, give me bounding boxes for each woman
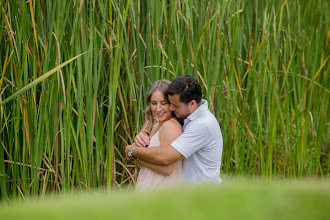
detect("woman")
[130,79,183,191]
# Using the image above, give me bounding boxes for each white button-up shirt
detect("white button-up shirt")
[171,99,223,184]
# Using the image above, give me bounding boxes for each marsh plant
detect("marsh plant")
[0,0,329,200]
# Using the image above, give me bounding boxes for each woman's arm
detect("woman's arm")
[158,119,183,148]
[148,119,182,174]
[135,122,150,147]
[134,120,182,176]
[138,159,175,176]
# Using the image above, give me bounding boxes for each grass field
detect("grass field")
[0,0,329,200]
[1,178,330,219]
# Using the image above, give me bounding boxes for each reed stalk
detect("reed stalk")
[0,0,329,200]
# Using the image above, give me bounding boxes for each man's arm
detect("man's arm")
[132,145,183,165]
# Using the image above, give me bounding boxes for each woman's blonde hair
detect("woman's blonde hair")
[144,79,172,135]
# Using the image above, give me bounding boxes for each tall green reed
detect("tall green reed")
[0,0,329,200]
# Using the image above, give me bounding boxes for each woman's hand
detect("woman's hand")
[134,132,150,147]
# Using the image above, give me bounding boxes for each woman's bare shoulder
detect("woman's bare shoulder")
[161,119,182,132]
[159,119,182,144]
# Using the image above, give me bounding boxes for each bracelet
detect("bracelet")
[137,159,142,168]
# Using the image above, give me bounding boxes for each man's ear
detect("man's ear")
[190,100,197,107]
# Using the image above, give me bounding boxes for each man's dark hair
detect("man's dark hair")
[167,75,202,104]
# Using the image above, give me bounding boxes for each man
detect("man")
[125,75,223,184]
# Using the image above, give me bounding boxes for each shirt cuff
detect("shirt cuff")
[171,141,189,158]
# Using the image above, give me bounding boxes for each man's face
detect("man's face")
[168,94,192,119]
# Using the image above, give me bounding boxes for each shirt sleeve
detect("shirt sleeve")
[171,121,211,158]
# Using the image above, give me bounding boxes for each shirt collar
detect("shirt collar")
[184,99,208,123]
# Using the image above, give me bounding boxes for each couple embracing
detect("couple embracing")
[125,75,223,191]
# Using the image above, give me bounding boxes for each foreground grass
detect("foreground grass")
[1,179,330,220]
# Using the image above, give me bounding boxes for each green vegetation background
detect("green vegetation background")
[0,0,329,200]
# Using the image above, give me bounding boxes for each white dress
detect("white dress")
[135,119,182,191]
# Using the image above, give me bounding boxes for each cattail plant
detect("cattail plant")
[0,0,329,200]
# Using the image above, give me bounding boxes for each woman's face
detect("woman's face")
[150,90,172,123]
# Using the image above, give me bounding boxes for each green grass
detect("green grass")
[0,0,329,200]
[1,179,330,220]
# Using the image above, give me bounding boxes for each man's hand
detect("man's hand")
[134,132,150,147]
[125,145,132,157]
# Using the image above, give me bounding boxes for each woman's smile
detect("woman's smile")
[150,90,172,123]
[156,112,164,117]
